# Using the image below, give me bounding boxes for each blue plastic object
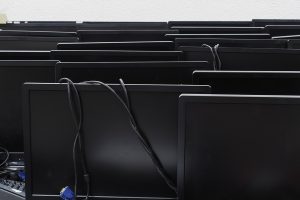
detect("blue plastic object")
[60,186,75,200]
[18,171,25,182]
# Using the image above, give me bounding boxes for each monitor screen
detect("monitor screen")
[178,94,300,200]
[0,23,77,32]
[55,61,209,84]
[175,38,287,48]
[23,83,210,199]
[265,25,300,36]
[0,30,77,37]
[192,71,300,94]
[78,30,178,42]
[0,60,56,152]
[0,36,78,50]
[179,47,300,70]
[0,22,169,31]
[78,22,169,30]
[50,50,182,62]
[252,19,300,26]
[0,51,50,60]
[165,33,271,40]
[57,41,175,51]
[172,27,264,34]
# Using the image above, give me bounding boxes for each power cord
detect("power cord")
[116,79,177,193]
[201,44,222,70]
[201,44,217,70]
[59,78,90,200]
[85,80,177,193]
[213,44,222,70]
[59,78,177,198]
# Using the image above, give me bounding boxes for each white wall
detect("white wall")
[0,0,300,21]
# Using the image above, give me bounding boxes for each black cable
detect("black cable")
[118,79,177,193]
[0,146,9,169]
[201,43,222,70]
[213,44,222,70]
[201,44,217,70]
[81,80,177,194]
[59,78,177,195]
[59,78,90,200]
[119,79,130,110]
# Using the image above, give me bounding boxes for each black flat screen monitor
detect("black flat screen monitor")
[0,22,169,31]
[168,21,252,27]
[0,60,57,152]
[192,70,300,94]
[178,94,300,200]
[0,36,78,50]
[57,41,174,50]
[0,51,50,60]
[265,25,300,36]
[253,19,300,26]
[0,30,77,37]
[78,22,169,30]
[178,46,300,70]
[0,23,77,32]
[171,26,264,34]
[165,33,271,40]
[175,38,287,49]
[77,30,178,42]
[55,61,209,84]
[23,83,211,200]
[50,50,182,62]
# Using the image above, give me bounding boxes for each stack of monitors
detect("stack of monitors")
[0,20,300,200]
